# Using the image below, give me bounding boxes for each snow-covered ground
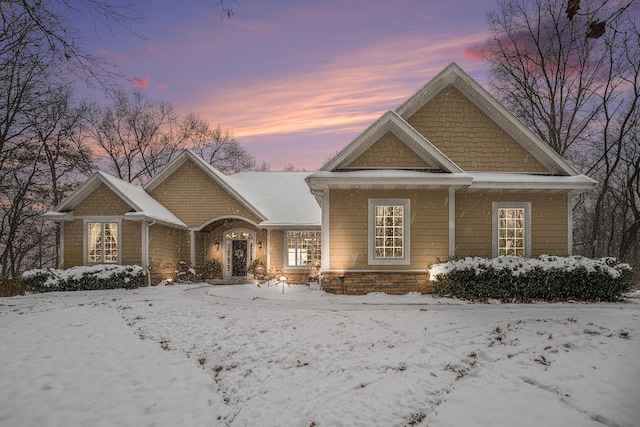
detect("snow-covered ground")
[1,283,639,427]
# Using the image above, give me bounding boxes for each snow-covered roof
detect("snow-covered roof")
[306,170,473,193]
[142,150,319,227]
[306,169,596,194]
[44,171,187,228]
[465,172,597,191]
[229,171,321,227]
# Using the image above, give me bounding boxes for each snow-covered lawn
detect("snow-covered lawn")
[1,283,639,427]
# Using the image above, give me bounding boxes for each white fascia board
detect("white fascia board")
[123,212,187,229]
[258,222,322,228]
[42,211,74,221]
[468,173,597,191]
[306,171,473,190]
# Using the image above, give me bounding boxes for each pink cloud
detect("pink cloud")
[463,45,485,61]
[98,48,110,56]
[133,77,149,88]
[192,32,489,140]
[147,45,156,56]
[157,83,167,91]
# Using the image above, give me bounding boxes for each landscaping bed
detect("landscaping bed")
[430,255,634,302]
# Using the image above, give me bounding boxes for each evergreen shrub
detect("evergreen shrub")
[430,255,633,302]
[21,265,145,293]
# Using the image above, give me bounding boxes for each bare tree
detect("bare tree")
[88,89,186,183]
[188,116,255,174]
[1,0,142,88]
[31,84,94,267]
[89,90,256,182]
[480,0,640,266]
[0,0,134,276]
[480,0,623,156]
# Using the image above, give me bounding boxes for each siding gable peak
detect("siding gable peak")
[43,171,186,228]
[395,62,580,176]
[320,111,462,173]
[143,150,267,222]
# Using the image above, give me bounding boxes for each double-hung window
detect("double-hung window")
[286,230,321,267]
[87,222,119,263]
[368,199,410,265]
[492,202,531,257]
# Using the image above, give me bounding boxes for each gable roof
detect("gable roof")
[395,62,580,176]
[307,63,596,195]
[229,172,321,226]
[143,150,267,222]
[144,150,320,227]
[43,171,187,228]
[321,111,462,173]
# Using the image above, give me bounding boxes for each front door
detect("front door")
[232,240,248,276]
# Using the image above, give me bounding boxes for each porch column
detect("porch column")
[190,229,196,267]
[567,191,574,256]
[266,228,271,271]
[321,188,330,271]
[141,221,149,271]
[448,187,456,258]
[59,222,64,268]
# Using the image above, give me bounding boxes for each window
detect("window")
[287,230,321,267]
[368,199,410,265]
[492,202,531,257]
[87,222,119,263]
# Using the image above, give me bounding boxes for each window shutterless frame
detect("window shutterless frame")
[368,198,410,265]
[84,218,121,264]
[492,202,531,257]
[285,230,321,268]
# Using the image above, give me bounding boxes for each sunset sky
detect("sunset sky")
[78,0,496,170]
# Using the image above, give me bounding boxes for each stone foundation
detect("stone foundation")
[321,271,433,295]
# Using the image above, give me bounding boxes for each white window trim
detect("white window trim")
[84,217,122,264]
[368,198,411,265]
[285,229,322,269]
[492,202,531,258]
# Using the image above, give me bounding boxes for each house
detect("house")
[44,63,596,293]
[43,151,321,285]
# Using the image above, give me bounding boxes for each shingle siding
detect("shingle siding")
[407,85,550,173]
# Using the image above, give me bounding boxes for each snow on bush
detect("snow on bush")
[21,265,145,293]
[429,255,633,302]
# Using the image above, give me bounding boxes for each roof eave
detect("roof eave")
[123,212,187,229]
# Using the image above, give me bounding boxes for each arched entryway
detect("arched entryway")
[223,229,256,278]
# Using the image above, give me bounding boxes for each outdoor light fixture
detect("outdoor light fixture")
[278,274,287,294]
[214,241,220,250]
[258,241,263,250]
